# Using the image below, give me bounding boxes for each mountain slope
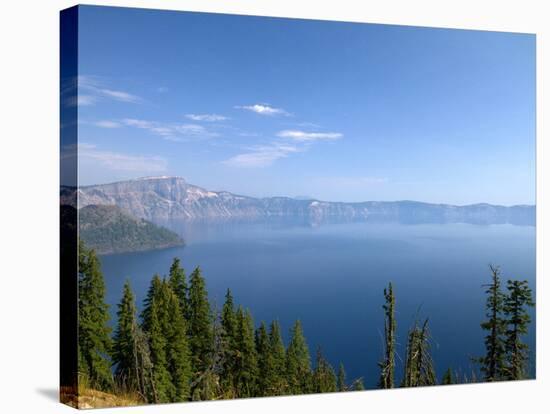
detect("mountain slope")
[78,204,184,254]
[70,176,535,225]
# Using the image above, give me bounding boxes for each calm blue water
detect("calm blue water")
[100,220,536,387]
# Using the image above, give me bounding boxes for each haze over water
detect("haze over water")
[100,219,536,387]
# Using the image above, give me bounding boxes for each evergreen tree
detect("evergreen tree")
[234,307,258,397]
[378,282,396,389]
[132,320,156,402]
[286,320,312,394]
[140,274,163,334]
[220,289,238,396]
[167,257,188,320]
[337,362,347,392]
[163,282,192,401]
[503,280,534,380]
[268,320,288,395]
[479,265,507,381]
[78,241,113,391]
[141,277,193,402]
[352,378,365,391]
[205,312,226,399]
[141,277,173,403]
[112,281,138,390]
[441,367,455,385]
[112,280,155,402]
[255,321,272,396]
[187,267,214,399]
[312,347,337,393]
[402,319,436,387]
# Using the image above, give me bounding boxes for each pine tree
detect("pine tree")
[479,265,507,382]
[402,319,436,387]
[220,289,237,396]
[163,282,192,401]
[442,367,455,385]
[167,257,188,320]
[378,282,396,389]
[187,267,214,399]
[234,307,258,397]
[286,320,312,394]
[141,274,163,334]
[312,347,337,393]
[141,277,193,402]
[503,279,534,380]
[352,378,365,391]
[78,240,113,391]
[112,281,138,391]
[205,312,226,399]
[112,280,155,402]
[337,362,347,392]
[268,320,288,395]
[140,275,173,403]
[255,321,272,396]
[133,321,156,402]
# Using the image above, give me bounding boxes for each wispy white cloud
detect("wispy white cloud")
[223,143,301,168]
[78,143,167,172]
[223,127,343,168]
[73,143,97,151]
[175,124,210,135]
[185,113,229,122]
[277,129,343,142]
[121,118,218,140]
[237,131,261,137]
[94,120,122,128]
[122,118,154,129]
[76,95,97,106]
[66,75,142,107]
[295,122,322,129]
[99,88,141,103]
[235,104,290,117]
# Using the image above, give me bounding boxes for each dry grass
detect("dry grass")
[61,387,142,409]
[75,388,142,409]
[59,375,143,409]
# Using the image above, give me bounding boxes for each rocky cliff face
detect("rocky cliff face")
[76,177,265,220]
[69,176,535,225]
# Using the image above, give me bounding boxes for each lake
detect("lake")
[100,220,536,388]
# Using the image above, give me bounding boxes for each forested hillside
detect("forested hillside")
[79,205,183,254]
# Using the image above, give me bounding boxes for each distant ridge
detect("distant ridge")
[61,176,535,226]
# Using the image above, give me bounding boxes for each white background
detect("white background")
[0,0,548,412]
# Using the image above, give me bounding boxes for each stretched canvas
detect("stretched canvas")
[60,5,536,409]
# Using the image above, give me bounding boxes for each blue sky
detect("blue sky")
[74,6,535,205]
